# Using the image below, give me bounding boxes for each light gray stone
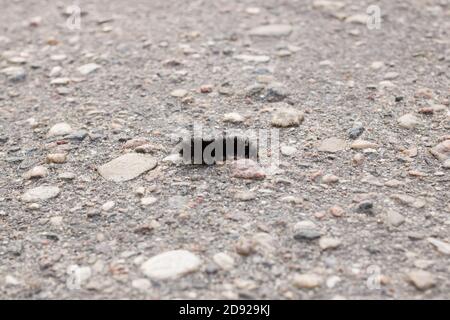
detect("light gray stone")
[318,137,346,153]
[427,237,450,255]
[319,237,341,250]
[1,66,26,82]
[249,24,293,37]
[223,112,245,123]
[131,278,151,291]
[281,145,297,156]
[271,107,304,127]
[407,270,435,291]
[430,140,450,163]
[23,166,48,179]
[293,273,323,289]
[77,63,101,75]
[141,250,202,280]
[386,211,405,227]
[48,122,73,137]
[398,114,421,129]
[98,153,157,182]
[213,252,235,270]
[22,186,60,202]
[234,54,270,63]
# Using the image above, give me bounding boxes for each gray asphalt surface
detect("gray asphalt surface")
[0,0,449,299]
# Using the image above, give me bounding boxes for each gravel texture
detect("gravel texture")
[0,0,449,299]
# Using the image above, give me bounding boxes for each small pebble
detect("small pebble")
[293,273,323,289]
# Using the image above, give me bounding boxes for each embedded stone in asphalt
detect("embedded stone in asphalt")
[248,24,293,37]
[98,153,157,182]
[22,186,60,202]
[140,250,202,280]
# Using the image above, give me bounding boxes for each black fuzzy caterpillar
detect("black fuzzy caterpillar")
[177,134,258,165]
